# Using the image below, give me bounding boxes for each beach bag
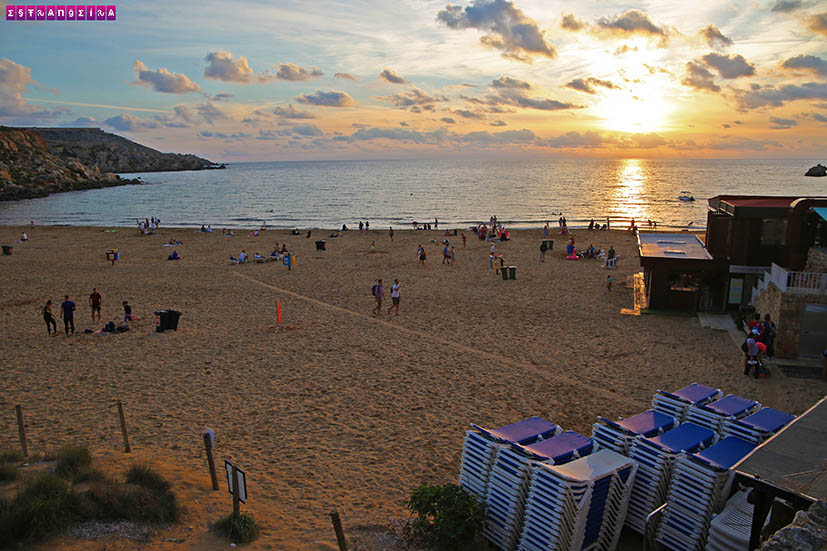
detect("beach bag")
[740,341,748,353]
[371,284,377,296]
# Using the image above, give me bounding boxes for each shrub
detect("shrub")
[55,446,91,478]
[405,484,487,551]
[1,472,74,542]
[72,466,105,484]
[125,464,171,494]
[79,472,178,524]
[0,451,21,464]
[214,513,261,543]
[0,463,17,482]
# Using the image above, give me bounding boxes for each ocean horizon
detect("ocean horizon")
[0,157,823,230]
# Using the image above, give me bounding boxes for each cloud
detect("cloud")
[701,53,755,78]
[436,0,557,63]
[104,113,158,131]
[541,131,614,149]
[619,132,668,149]
[338,126,451,144]
[722,123,731,128]
[596,10,666,37]
[334,72,357,81]
[295,90,357,107]
[461,128,535,144]
[290,123,324,137]
[733,82,827,109]
[813,113,827,122]
[682,61,720,92]
[700,24,732,49]
[453,108,485,119]
[644,64,671,75]
[781,55,827,77]
[560,13,586,32]
[703,137,781,151]
[273,104,315,119]
[379,68,406,84]
[377,87,445,111]
[173,105,196,123]
[211,92,234,102]
[734,120,743,124]
[59,116,98,127]
[133,60,201,94]
[769,116,797,129]
[809,13,827,36]
[613,45,637,55]
[771,1,802,12]
[199,131,252,140]
[195,102,227,125]
[204,51,254,83]
[440,117,456,124]
[400,121,409,126]
[565,77,620,94]
[491,76,531,89]
[260,62,323,82]
[490,120,507,126]
[0,57,42,117]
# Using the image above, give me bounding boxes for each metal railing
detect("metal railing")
[644,503,667,551]
[753,263,827,301]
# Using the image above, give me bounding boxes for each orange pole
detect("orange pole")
[277,300,282,326]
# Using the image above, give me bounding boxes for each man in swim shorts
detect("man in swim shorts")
[89,288,102,322]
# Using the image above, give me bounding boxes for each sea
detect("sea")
[0,158,824,230]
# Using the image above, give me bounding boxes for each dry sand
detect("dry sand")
[0,224,823,550]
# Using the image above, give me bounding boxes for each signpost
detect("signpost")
[225,459,248,519]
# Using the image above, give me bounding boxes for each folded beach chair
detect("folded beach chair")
[685,395,761,439]
[625,422,716,534]
[517,449,637,551]
[592,409,678,456]
[603,256,620,269]
[720,407,794,444]
[655,436,755,551]
[484,431,594,550]
[459,417,560,501]
[652,383,723,422]
[228,256,240,265]
[705,489,754,551]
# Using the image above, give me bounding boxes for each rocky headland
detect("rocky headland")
[0,127,220,201]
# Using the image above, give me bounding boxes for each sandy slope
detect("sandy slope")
[0,224,822,550]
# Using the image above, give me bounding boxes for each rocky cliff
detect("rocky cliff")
[0,127,219,201]
[35,127,219,173]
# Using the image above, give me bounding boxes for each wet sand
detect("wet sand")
[0,224,822,550]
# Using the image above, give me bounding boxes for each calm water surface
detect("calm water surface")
[0,158,823,229]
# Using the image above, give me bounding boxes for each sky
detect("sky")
[1,0,826,161]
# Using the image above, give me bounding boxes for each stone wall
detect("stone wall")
[804,248,827,273]
[761,500,826,551]
[753,282,827,358]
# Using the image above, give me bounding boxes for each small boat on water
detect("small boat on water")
[679,191,695,202]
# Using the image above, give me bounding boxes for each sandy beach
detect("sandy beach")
[1,224,823,550]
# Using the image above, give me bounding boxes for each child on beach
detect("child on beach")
[607,275,613,291]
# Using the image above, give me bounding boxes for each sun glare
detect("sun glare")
[596,88,673,134]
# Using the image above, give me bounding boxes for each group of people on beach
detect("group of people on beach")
[42,289,136,336]
[371,278,401,315]
[743,313,777,378]
[137,217,160,235]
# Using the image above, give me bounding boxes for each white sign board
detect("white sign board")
[224,460,247,503]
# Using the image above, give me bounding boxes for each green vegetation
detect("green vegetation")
[0,451,21,464]
[55,446,92,478]
[0,472,75,545]
[0,463,17,482]
[214,513,261,544]
[404,484,487,551]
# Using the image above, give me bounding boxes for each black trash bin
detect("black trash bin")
[509,266,517,280]
[166,310,181,331]
[315,240,326,251]
[155,310,168,333]
[543,239,554,251]
[1,245,12,255]
[502,267,510,280]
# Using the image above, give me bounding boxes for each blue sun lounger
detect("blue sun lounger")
[459,417,560,501]
[592,409,678,455]
[686,395,761,438]
[652,383,723,421]
[722,407,795,444]
[484,431,594,550]
[656,436,756,551]
[625,422,716,534]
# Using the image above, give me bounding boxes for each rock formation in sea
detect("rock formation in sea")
[804,164,826,177]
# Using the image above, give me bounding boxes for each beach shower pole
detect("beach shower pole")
[330,510,348,551]
[15,405,28,457]
[203,432,219,490]
[117,400,131,452]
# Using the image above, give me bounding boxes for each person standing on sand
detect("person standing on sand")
[607,275,613,291]
[461,232,466,248]
[123,301,135,324]
[365,220,370,232]
[89,288,102,322]
[389,227,394,242]
[43,300,57,334]
[388,279,401,315]
[60,295,76,335]
[372,279,384,314]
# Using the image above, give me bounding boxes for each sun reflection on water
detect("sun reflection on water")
[610,159,650,225]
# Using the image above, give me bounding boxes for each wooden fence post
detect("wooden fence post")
[117,400,131,452]
[15,405,28,457]
[203,432,219,490]
[330,510,348,551]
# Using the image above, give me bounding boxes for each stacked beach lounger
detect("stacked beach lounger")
[459,417,560,500]
[592,409,678,456]
[484,431,594,550]
[656,436,756,551]
[704,490,753,551]
[625,422,716,534]
[721,407,795,445]
[652,383,723,422]
[518,449,637,551]
[685,395,761,438]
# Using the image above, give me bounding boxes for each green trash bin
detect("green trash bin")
[543,239,554,251]
[509,266,517,280]
[502,267,510,280]
[1,245,12,255]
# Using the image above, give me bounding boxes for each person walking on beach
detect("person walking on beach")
[59,295,76,335]
[443,244,451,264]
[607,275,613,291]
[388,279,401,315]
[43,300,57,335]
[89,288,102,322]
[418,246,427,267]
[461,232,466,248]
[372,279,384,315]
[359,221,364,231]
[540,241,547,262]
[389,226,394,242]
[123,301,135,324]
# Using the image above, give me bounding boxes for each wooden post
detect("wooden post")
[15,405,28,457]
[330,510,348,551]
[203,432,219,490]
[117,400,131,452]
[231,464,241,520]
